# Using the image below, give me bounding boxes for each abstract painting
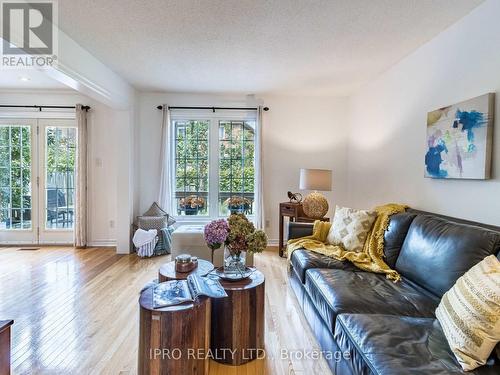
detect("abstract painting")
[425,93,495,179]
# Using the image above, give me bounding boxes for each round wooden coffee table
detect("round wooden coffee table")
[138,286,211,375]
[210,269,265,365]
[158,259,214,282]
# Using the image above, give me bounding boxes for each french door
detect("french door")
[0,118,77,244]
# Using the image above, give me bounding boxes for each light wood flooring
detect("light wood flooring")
[0,246,331,375]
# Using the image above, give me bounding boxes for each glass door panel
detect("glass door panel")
[38,119,76,244]
[45,126,76,229]
[0,120,37,244]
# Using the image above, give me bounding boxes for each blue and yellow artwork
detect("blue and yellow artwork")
[425,93,494,179]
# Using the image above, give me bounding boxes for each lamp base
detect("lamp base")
[303,192,329,219]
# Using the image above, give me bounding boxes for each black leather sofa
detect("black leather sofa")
[288,209,500,375]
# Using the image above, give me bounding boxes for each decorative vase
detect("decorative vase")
[223,246,247,274]
[228,205,245,214]
[183,206,200,215]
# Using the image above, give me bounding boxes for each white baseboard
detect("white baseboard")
[87,240,117,247]
[267,239,279,246]
[0,240,117,248]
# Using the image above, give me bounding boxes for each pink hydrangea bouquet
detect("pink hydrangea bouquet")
[204,219,230,250]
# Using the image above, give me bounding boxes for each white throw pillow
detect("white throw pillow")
[435,255,500,371]
[326,206,377,252]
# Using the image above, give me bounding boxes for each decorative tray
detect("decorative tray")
[213,266,256,281]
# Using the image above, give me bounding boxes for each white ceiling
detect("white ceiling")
[0,69,67,90]
[31,1,489,95]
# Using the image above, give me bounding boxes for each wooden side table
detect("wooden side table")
[210,270,265,365]
[279,202,329,257]
[138,287,211,375]
[0,320,13,375]
[158,259,214,282]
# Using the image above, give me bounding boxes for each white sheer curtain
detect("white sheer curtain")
[74,104,88,247]
[254,106,265,230]
[158,105,173,214]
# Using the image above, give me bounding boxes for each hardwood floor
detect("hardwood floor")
[0,246,331,375]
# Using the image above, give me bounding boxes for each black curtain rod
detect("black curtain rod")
[157,105,269,112]
[0,104,90,111]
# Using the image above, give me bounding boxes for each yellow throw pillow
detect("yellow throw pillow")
[435,255,500,371]
[326,205,377,252]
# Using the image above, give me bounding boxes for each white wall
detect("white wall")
[137,92,349,242]
[347,0,500,225]
[0,90,120,246]
[262,95,349,242]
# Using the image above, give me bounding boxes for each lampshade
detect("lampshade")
[299,168,332,191]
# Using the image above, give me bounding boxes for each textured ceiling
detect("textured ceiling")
[58,0,484,95]
[0,70,67,90]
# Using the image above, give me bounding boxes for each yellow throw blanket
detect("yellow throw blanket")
[287,203,407,282]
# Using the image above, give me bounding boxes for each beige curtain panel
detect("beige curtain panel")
[254,106,265,230]
[158,105,173,214]
[74,104,88,247]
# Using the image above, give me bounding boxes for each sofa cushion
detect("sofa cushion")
[334,314,500,375]
[304,269,439,333]
[290,249,357,283]
[396,215,500,297]
[383,212,417,268]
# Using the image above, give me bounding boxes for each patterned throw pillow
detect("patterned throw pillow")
[326,206,377,252]
[435,255,500,371]
[142,202,175,226]
[144,202,167,216]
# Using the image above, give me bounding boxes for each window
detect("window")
[174,120,210,216]
[0,125,32,229]
[172,112,256,219]
[218,121,255,216]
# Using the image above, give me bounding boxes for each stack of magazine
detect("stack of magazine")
[153,274,227,308]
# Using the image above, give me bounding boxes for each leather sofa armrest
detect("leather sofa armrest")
[288,222,314,240]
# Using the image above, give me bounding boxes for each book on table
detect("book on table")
[153,273,227,308]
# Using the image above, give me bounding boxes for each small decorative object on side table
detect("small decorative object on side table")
[158,258,214,282]
[210,270,265,365]
[279,202,329,257]
[174,254,198,273]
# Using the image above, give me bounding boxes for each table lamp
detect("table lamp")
[299,168,332,219]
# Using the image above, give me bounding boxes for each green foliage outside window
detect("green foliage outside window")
[0,125,76,229]
[174,119,256,217]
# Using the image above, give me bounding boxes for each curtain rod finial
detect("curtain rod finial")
[263,107,269,111]
[157,105,163,110]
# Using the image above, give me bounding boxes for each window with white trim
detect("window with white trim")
[171,111,256,219]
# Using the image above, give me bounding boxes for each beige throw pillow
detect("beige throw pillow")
[435,255,500,371]
[326,206,377,252]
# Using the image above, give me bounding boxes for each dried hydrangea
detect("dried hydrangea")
[246,230,268,253]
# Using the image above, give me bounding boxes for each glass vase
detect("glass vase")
[223,246,247,274]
